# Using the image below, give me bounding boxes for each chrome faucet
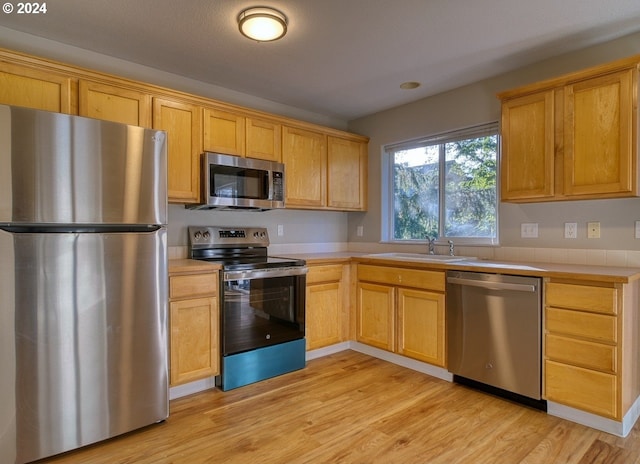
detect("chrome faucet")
[427,236,436,255]
[448,240,455,256]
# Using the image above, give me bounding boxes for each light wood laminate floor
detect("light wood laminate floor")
[40,351,640,464]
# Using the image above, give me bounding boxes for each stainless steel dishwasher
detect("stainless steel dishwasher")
[446,271,545,409]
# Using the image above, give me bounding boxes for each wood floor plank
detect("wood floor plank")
[39,350,640,464]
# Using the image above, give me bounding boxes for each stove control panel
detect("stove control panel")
[188,226,270,248]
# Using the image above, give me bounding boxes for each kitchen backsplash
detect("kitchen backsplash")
[170,243,640,268]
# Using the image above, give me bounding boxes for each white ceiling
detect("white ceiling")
[1,0,639,120]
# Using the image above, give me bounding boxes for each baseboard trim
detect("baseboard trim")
[348,341,453,382]
[169,376,216,400]
[548,394,640,438]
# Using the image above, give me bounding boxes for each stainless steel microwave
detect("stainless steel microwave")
[189,152,285,210]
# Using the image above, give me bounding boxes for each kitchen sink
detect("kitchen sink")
[363,252,476,263]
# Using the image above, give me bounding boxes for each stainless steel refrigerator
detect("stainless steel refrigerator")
[0,104,169,464]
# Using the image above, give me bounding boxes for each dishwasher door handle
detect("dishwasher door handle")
[447,276,537,293]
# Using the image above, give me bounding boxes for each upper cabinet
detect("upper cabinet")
[282,126,368,211]
[0,61,74,113]
[203,108,245,157]
[0,48,368,210]
[282,125,327,208]
[153,97,202,204]
[327,136,368,210]
[498,55,639,203]
[79,79,151,126]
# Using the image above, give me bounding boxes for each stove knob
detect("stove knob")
[261,232,267,239]
[253,232,260,238]
[194,231,202,240]
[203,231,210,239]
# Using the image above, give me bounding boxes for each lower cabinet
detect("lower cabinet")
[356,264,446,367]
[306,263,349,350]
[544,280,621,419]
[169,268,220,386]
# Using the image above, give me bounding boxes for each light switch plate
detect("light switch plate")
[587,221,600,239]
[635,221,640,239]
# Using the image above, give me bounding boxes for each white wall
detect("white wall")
[347,31,640,252]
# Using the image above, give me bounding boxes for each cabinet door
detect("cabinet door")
[306,282,343,350]
[79,79,151,126]
[500,90,555,201]
[356,282,395,351]
[0,62,73,113]
[564,69,635,197]
[170,296,219,386]
[396,288,445,366]
[327,136,367,210]
[282,125,327,208]
[246,117,282,162]
[203,108,245,156]
[153,97,202,204]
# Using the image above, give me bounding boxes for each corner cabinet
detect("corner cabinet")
[356,264,446,367]
[283,126,368,211]
[498,55,639,202]
[168,265,220,387]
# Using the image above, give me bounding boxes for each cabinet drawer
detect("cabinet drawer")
[546,333,616,373]
[545,360,617,419]
[307,264,343,285]
[546,307,617,343]
[170,273,218,299]
[358,265,445,291]
[545,282,617,314]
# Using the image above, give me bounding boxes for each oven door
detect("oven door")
[222,266,307,356]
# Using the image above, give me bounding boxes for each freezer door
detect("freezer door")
[0,229,168,464]
[0,104,167,225]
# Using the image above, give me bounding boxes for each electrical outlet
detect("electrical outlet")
[587,221,600,239]
[635,221,640,239]
[564,222,577,239]
[357,225,364,237]
[277,224,284,236]
[521,223,538,238]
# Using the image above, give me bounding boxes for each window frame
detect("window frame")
[382,122,500,246]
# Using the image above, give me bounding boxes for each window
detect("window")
[383,122,498,245]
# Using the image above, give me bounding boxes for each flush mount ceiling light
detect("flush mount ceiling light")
[238,7,288,42]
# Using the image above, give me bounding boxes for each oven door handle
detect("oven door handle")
[224,266,309,281]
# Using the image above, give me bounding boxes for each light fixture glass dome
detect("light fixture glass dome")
[238,7,288,42]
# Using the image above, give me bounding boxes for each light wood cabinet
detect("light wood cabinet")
[356,264,446,366]
[498,55,639,202]
[0,61,74,113]
[203,107,245,156]
[305,264,349,350]
[544,280,621,419]
[169,269,219,386]
[500,90,555,200]
[153,97,202,204]
[282,126,368,211]
[327,136,368,210]
[563,69,635,197]
[397,287,445,366]
[0,48,368,211]
[282,125,327,208]
[246,117,282,161]
[78,79,151,126]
